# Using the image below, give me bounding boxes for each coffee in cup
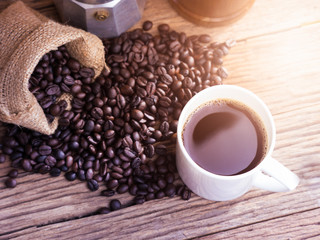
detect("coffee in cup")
[182,98,268,176]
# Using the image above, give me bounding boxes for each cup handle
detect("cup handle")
[252,157,300,192]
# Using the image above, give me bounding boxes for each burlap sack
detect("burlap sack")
[0,1,106,135]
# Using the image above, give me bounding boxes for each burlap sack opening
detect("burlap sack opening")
[0,1,107,135]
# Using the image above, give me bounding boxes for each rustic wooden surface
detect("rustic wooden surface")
[1,0,320,239]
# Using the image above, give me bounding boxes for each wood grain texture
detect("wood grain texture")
[199,208,320,240]
[1,0,320,239]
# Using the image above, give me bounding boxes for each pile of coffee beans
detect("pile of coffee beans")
[0,21,233,213]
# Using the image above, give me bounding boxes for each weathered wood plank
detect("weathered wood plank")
[198,208,320,240]
[3,180,319,240]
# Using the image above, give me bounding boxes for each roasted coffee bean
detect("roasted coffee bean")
[159,96,171,108]
[84,119,95,132]
[123,147,137,159]
[8,169,18,178]
[164,183,176,197]
[79,68,94,78]
[199,34,212,43]
[65,171,77,181]
[176,185,184,196]
[217,66,229,79]
[131,109,144,121]
[142,20,153,31]
[129,184,138,195]
[87,179,99,191]
[165,172,175,183]
[111,172,123,180]
[50,167,61,177]
[156,191,165,199]
[77,170,86,181]
[169,40,181,52]
[155,144,167,155]
[45,156,57,167]
[39,145,52,155]
[117,184,129,194]
[158,23,170,32]
[144,144,155,158]
[86,168,94,179]
[98,207,111,214]
[45,84,60,96]
[134,195,145,204]
[5,178,17,188]
[160,73,173,85]
[110,199,121,211]
[107,179,119,189]
[101,189,115,197]
[49,104,61,116]
[182,188,191,200]
[22,159,32,172]
[156,177,166,189]
[53,149,65,160]
[67,58,81,72]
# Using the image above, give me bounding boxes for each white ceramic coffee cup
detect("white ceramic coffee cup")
[176,85,300,201]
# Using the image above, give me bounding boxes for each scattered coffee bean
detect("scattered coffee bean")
[142,20,153,31]
[87,179,99,191]
[5,178,17,188]
[101,189,115,197]
[8,169,18,178]
[98,207,111,214]
[110,199,121,211]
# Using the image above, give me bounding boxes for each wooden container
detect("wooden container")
[169,0,255,27]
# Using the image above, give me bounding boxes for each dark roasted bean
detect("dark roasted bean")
[129,184,138,195]
[77,170,86,181]
[134,195,145,204]
[165,183,176,197]
[50,167,61,177]
[182,188,191,200]
[110,199,121,211]
[8,169,18,178]
[5,178,17,188]
[142,20,153,31]
[79,68,94,78]
[65,171,77,181]
[158,23,169,32]
[98,207,111,214]
[22,159,32,172]
[87,179,99,191]
[101,189,115,197]
[117,184,129,194]
[156,191,165,199]
[107,179,119,189]
[39,145,52,155]
[155,144,167,155]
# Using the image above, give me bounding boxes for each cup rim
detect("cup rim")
[177,85,276,180]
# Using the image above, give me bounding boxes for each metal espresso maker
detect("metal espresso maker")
[53,0,146,38]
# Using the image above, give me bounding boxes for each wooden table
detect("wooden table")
[1,0,320,239]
